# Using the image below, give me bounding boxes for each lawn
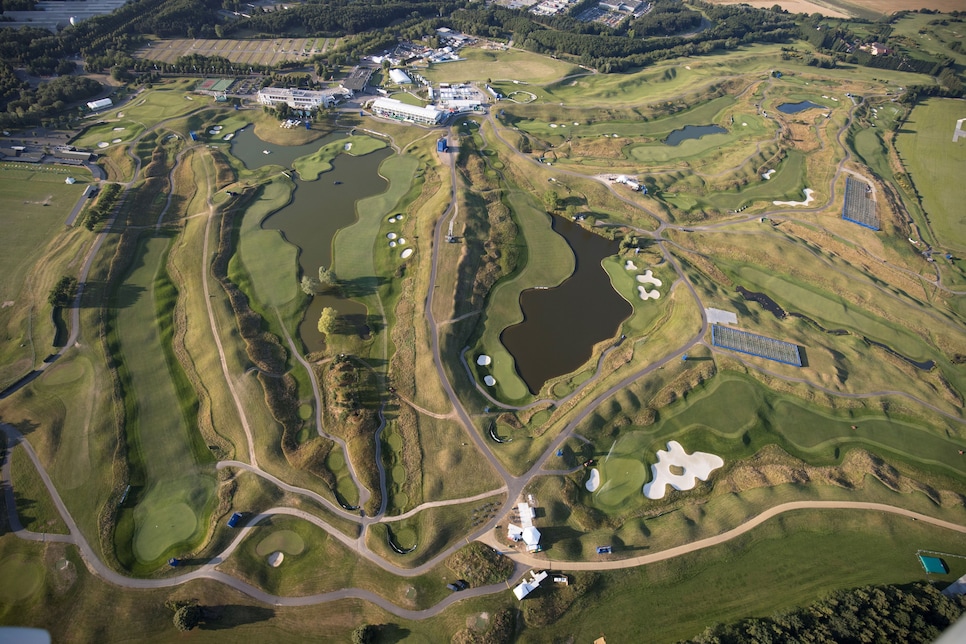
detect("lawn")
[112,235,216,566]
[896,98,966,252]
[230,175,301,309]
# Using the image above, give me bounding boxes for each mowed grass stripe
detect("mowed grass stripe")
[116,237,210,477]
[896,98,966,252]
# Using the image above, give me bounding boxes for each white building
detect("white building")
[388,68,413,85]
[87,98,113,111]
[507,501,542,552]
[257,87,351,111]
[370,97,443,125]
[513,570,549,600]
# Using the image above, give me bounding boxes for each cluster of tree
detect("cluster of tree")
[165,599,203,632]
[451,1,797,72]
[0,75,101,127]
[0,0,37,10]
[687,582,966,644]
[232,0,461,37]
[47,276,78,308]
[83,183,121,231]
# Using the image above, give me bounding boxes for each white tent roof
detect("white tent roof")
[507,524,523,538]
[522,526,541,546]
[513,581,535,600]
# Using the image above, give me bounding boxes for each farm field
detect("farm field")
[132,37,337,67]
[1,15,965,642]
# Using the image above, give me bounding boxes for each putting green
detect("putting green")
[255,530,306,557]
[0,555,43,603]
[593,432,654,512]
[132,476,215,562]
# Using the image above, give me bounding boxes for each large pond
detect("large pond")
[231,128,393,352]
[777,101,822,114]
[501,216,631,394]
[664,124,726,146]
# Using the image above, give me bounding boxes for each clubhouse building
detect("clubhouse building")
[257,87,352,111]
[370,97,444,125]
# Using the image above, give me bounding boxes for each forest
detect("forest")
[687,582,966,644]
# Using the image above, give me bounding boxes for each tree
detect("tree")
[318,307,338,335]
[173,604,202,631]
[300,275,319,295]
[351,625,378,644]
[317,265,337,293]
[543,189,559,213]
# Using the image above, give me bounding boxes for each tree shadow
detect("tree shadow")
[379,624,411,643]
[200,605,275,630]
[338,276,387,298]
[79,282,147,309]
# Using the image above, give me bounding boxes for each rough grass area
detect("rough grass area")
[9,446,70,535]
[445,542,514,587]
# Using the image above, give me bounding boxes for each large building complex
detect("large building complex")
[257,87,352,110]
[370,97,443,125]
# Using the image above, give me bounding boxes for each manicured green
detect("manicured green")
[292,135,387,181]
[255,529,306,556]
[0,555,44,604]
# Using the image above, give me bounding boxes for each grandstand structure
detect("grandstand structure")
[711,324,802,366]
[842,177,879,230]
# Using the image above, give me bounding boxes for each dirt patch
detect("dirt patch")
[566,137,628,160]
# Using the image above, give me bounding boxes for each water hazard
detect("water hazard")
[777,101,822,114]
[501,216,631,394]
[664,124,726,146]
[231,128,392,352]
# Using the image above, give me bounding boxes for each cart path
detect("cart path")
[478,500,966,572]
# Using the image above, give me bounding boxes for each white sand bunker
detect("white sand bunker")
[643,441,723,500]
[624,260,638,271]
[484,375,496,386]
[112,127,125,131]
[97,142,109,148]
[344,142,352,151]
[111,138,122,143]
[267,551,284,567]
[636,270,663,300]
[774,188,814,207]
[762,169,775,180]
[387,232,397,240]
[400,248,414,259]
[397,238,406,245]
[389,241,397,248]
[585,468,600,492]
[477,355,492,366]
[388,216,397,223]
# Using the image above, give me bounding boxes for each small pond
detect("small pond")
[664,124,726,146]
[777,101,822,114]
[501,216,631,394]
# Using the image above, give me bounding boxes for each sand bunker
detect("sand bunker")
[624,260,638,271]
[586,468,600,492]
[344,142,352,151]
[643,441,723,500]
[483,375,496,386]
[477,355,492,366]
[387,232,397,240]
[97,142,109,148]
[112,127,125,131]
[389,241,397,248]
[267,551,284,567]
[773,188,815,207]
[635,270,663,300]
[397,238,406,245]
[762,169,775,180]
[111,138,122,143]
[400,248,413,259]
[388,216,397,223]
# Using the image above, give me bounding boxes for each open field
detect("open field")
[896,98,966,254]
[132,37,337,67]
[421,47,580,85]
[0,165,91,387]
